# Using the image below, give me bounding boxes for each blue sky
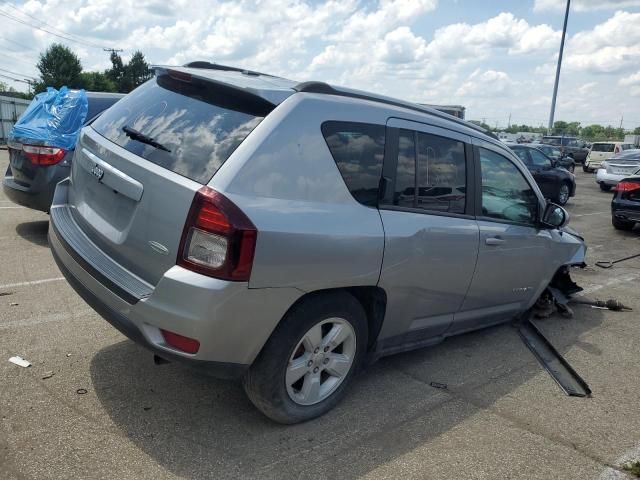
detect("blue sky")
[1,0,639,129]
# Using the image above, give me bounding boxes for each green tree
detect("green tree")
[35,43,82,93]
[633,126,640,135]
[126,51,152,90]
[106,50,152,93]
[78,71,117,92]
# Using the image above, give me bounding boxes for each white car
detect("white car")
[584,142,635,172]
[595,150,640,191]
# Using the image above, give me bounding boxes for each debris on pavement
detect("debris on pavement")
[9,356,31,368]
[516,311,591,398]
[595,252,640,269]
[41,371,55,380]
[0,291,14,297]
[9,302,19,306]
[572,298,632,311]
[76,388,87,395]
[429,382,448,390]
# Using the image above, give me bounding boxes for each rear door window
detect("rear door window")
[393,129,417,208]
[416,132,466,214]
[91,75,269,184]
[321,121,385,206]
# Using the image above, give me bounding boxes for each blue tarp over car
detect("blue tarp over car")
[9,86,88,150]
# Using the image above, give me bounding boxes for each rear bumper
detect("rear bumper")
[596,169,627,186]
[3,175,57,212]
[612,198,640,223]
[3,163,69,213]
[48,180,303,376]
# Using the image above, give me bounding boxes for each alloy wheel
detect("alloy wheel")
[285,318,356,406]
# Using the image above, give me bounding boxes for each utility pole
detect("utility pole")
[507,113,511,129]
[548,0,570,134]
[619,115,624,130]
[103,48,123,54]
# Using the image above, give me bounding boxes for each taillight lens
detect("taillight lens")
[22,145,66,166]
[614,181,640,193]
[177,186,257,281]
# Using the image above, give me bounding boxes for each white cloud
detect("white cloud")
[424,13,560,60]
[1,1,639,129]
[456,69,515,97]
[565,11,640,73]
[534,0,640,12]
[620,71,640,96]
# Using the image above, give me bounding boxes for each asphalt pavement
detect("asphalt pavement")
[1,149,639,479]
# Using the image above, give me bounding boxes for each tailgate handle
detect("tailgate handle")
[81,148,143,202]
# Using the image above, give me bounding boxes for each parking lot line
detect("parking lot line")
[577,273,640,296]
[0,206,25,209]
[0,277,65,290]
[573,212,609,217]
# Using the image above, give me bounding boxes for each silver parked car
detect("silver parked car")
[49,63,586,423]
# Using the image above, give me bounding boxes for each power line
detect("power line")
[0,9,110,50]
[0,67,37,80]
[0,51,39,68]
[0,72,31,84]
[2,3,109,50]
[0,36,37,52]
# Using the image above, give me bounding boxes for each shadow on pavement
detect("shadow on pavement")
[90,308,603,479]
[15,220,49,247]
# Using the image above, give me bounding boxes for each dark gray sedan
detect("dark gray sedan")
[3,92,124,212]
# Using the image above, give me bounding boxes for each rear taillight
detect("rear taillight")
[177,186,257,281]
[22,145,66,166]
[614,181,640,193]
[160,329,200,354]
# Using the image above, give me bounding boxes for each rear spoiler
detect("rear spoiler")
[151,65,293,107]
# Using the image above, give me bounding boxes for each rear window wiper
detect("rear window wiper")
[122,125,171,153]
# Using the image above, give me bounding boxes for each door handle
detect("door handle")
[485,237,505,246]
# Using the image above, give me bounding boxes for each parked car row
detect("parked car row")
[583,141,636,172]
[506,143,576,206]
[0,64,590,423]
[595,149,640,191]
[541,136,589,164]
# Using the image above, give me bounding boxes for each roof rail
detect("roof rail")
[182,61,277,78]
[294,81,497,139]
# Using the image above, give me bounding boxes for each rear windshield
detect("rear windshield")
[542,137,561,146]
[591,143,615,152]
[91,74,269,184]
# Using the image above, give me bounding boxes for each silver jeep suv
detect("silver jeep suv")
[49,62,586,423]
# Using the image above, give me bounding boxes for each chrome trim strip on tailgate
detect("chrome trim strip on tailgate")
[50,205,153,303]
[78,148,144,202]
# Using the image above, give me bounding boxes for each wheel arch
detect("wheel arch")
[258,286,388,361]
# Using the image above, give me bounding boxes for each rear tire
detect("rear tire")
[569,164,575,173]
[612,216,635,231]
[599,183,612,192]
[582,164,590,173]
[243,292,368,424]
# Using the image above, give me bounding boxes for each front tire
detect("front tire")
[557,183,571,205]
[582,164,590,173]
[612,216,635,231]
[599,183,612,192]
[243,292,368,424]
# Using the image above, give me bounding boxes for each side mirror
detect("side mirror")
[541,202,569,229]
